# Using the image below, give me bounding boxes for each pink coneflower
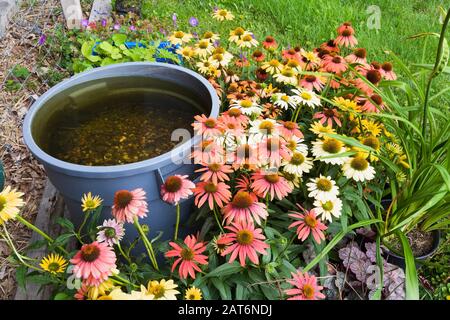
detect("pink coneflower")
[222,191,268,225]
[217,116,245,137]
[195,163,233,184]
[337,21,354,34]
[322,55,347,73]
[335,28,358,48]
[221,108,249,125]
[97,219,125,246]
[191,139,224,164]
[381,61,397,80]
[256,67,269,82]
[258,137,292,167]
[235,175,263,198]
[251,50,265,62]
[300,75,325,92]
[218,220,269,266]
[288,207,327,244]
[251,171,292,201]
[192,114,222,137]
[165,235,208,279]
[320,39,340,53]
[278,121,304,139]
[313,108,342,127]
[354,69,381,94]
[360,94,384,113]
[262,36,278,50]
[282,48,301,61]
[161,175,195,205]
[194,181,231,209]
[346,48,367,65]
[285,271,325,300]
[234,142,260,169]
[112,188,148,223]
[70,241,117,286]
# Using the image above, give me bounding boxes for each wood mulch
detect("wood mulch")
[0,0,64,300]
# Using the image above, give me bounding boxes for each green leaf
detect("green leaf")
[54,292,71,300]
[235,284,246,300]
[16,266,27,290]
[211,278,231,300]
[396,231,419,300]
[205,262,242,278]
[56,217,74,231]
[81,41,101,63]
[303,219,382,272]
[112,33,127,45]
[52,233,74,247]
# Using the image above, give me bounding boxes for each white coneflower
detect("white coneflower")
[237,32,258,48]
[342,156,376,182]
[196,60,214,75]
[291,88,321,108]
[228,27,246,43]
[248,119,279,142]
[261,59,282,75]
[194,39,214,58]
[168,31,193,45]
[313,197,343,222]
[213,9,234,21]
[201,31,220,43]
[311,138,348,165]
[306,175,339,201]
[284,136,308,154]
[272,93,297,110]
[273,67,298,86]
[229,100,262,116]
[282,151,313,177]
[208,52,231,68]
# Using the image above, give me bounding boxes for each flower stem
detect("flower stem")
[133,218,159,271]
[77,211,90,240]
[174,204,180,241]
[117,241,132,265]
[1,227,40,271]
[213,207,225,233]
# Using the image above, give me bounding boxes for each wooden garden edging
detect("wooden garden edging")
[14,180,70,300]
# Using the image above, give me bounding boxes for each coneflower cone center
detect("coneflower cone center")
[259,120,275,134]
[362,136,380,150]
[332,56,342,64]
[366,70,381,84]
[174,31,184,38]
[228,108,242,117]
[236,230,254,245]
[204,119,217,128]
[351,157,369,171]
[291,152,305,165]
[284,121,296,130]
[304,215,317,228]
[269,59,280,67]
[382,62,393,71]
[354,48,367,58]
[165,176,183,193]
[305,75,316,83]
[317,178,332,191]
[233,27,244,35]
[0,196,6,211]
[342,29,352,37]
[204,182,218,193]
[104,227,117,238]
[48,262,62,272]
[114,190,133,209]
[81,245,100,262]
[322,201,334,211]
[322,138,343,154]
[265,173,280,184]
[323,108,336,117]
[232,191,253,209]
[149,284,165,299]
[300,92,312,100]
[208,163,221,172]
[181,248,194,261]
[302,284,315,299]
[370,94,383,105]
[204,32,213,38]
[240,100,253,108]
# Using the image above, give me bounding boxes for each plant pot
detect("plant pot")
[23,62,219,252]
[383,230,441,270]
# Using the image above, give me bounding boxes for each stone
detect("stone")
[89,0,112,23]
[0,0,21,38]
[60,0,82,29]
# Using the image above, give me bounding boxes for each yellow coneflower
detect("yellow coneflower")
[0,186,24,226]
[185,286,203,300]
[261,59,282,75]
[282,171,302,189]
[176,46,195,60]
[237,32,258,48]
[194,39,214,58]
[356,135,381,162]
[212,8,234,21]
[88,279,115,300]
[168,31,193,45]
[273,66,298,86]
[201,31,220,43]
[147,279,180,300]
[40,253,68,275]
[333,97,360,113]
[361,119,383,137]
[81,192,103,212]
[228,27,246,43]
[310,121,337,138]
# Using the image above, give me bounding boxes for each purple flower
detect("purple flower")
[81,19,89,28]
[113,23,121,30]
[189,16,199,27]
[192,32,199,39]
[101,19,107,27]
[38,34,46,46]
[213,6,218,12]
[129,25,136,31]
[160,27,167,36]
[213,40,220,47]
[172,13,177,27]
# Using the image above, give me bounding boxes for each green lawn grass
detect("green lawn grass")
[142,0,446,65]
